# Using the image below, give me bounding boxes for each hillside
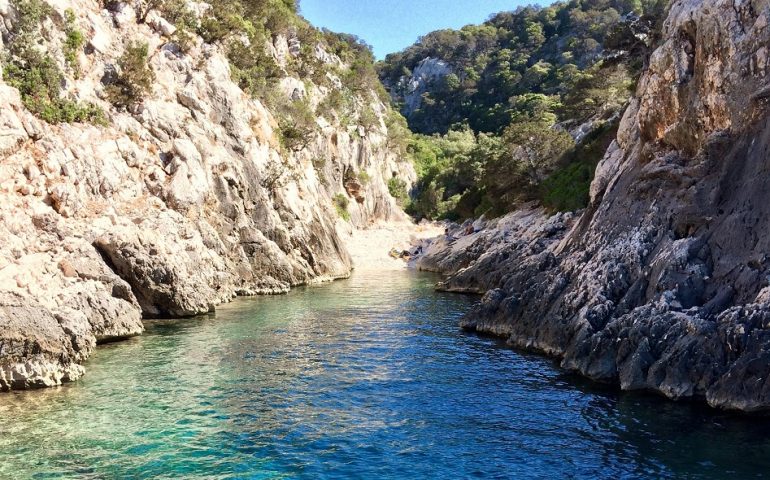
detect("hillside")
[0,0,414,390]
[378,0,666,219]
[412,0,770,412]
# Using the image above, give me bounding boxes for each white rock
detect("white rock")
[146,10,177,37]
[397,58,452,116]
[173,138,202,165]
[112,2,136,28]
[87,12,112,53]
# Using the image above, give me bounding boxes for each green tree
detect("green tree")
[105,42,156,109]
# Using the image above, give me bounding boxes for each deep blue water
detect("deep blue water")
[2,271,770,479]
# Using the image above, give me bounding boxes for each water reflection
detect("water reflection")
[2,271,770,479]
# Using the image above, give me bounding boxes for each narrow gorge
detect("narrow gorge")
[9,0,770,477]
[2,0,770,436]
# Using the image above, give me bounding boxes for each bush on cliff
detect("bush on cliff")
[105,42,155,109]
[63,9,85,77]
[3,0,105,125]
[387,177,408,206]
[333,193,351,221]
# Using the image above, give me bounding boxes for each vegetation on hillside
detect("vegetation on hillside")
[149,0,390,151]
[379,0,667,218]
[105,42,155,109]
[3,0,106,124]
[2,0,398,148]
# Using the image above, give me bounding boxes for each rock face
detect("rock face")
[412,208,576,295]
[416,0,770,412]
[0,1,414,390]
[388,57,452,117]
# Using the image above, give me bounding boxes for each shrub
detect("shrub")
[158,0,199,53]
[4,56,106,124]
[539,119,619,212]
[275,98,318,152]
[358,105,379,131]
[11,0,51,34]
[387,177,408,205]
[229,40,282,100]
[318,89,354,122]
[2,0,105,124]
[333,193,351,221]
[540,161,593,212]
[63,9,85,77]
[105,42,155,109]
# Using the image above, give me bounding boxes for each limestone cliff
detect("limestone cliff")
[385,57,452,118]
[0,0,414,390]
[417,0,770,412]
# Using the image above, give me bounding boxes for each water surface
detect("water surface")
[2,271,770,479]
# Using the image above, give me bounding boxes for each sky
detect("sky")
[299,0,533,59]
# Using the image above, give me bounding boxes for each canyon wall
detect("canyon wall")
[418,0,770,411]
[0,0,414,390]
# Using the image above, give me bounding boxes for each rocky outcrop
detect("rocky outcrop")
[412,208,576,294]
[0,1,414,390]
[388,57,452,117]
[416,0,770,412]
[0,292,88,391]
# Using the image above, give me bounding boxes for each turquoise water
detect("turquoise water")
[2,271,770,479]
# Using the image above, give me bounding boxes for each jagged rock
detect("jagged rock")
[112,3,136,28]
[0,292,86,391]
[0,86,26,155]
[145,10,176,37]
[414,0,770,412]
[0,0,415,391]
[413,207,576,294]
[93,231,221,318]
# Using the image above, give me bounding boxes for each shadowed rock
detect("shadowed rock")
[415,0,770,412]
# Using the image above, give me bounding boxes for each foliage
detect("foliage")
[63,9,85,77]
[540,161,593,212]
[157,0,199,52]
[274,97,318,152]
[105,42,155,109]
[3,0,105,125]
[540,118,619,212]
[333,193,351,221]
[387,177,408,206]
[403,117,579,220]
[260,156,298,191]
[380,0,670,218]
[384,109,413,156]
[378,0,661,136]
[604,0,670,73]
[11,0,51,33]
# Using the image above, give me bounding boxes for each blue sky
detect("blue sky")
[300,0,534,59]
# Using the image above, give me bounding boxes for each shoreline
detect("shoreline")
[342,221,444,273]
